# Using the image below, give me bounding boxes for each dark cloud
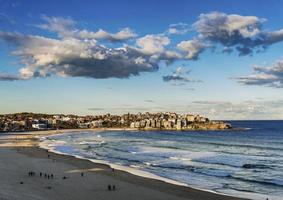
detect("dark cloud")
[0,73,21,81]
[0,16,183,81]
[163,67,201,84]
[0,31,160,80]
[178,12,283,59]
[234,60,283,88]
[163,75,193,82]
[1,13,283,82]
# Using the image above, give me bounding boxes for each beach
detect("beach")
[0,130,245,200]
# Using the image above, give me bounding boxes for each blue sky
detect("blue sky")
[0,0,283,119]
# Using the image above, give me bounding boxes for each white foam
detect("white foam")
[169,156,192,161]
[38,131,273,200]
[38,133,244,200]
[216,188,281,200]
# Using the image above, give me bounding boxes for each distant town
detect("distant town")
[0,112,232,132]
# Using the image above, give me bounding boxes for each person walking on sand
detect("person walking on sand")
[108,185,111,191]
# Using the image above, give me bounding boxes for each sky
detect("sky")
[0,0,283,120]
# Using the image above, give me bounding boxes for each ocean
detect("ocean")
[40,121,283,200]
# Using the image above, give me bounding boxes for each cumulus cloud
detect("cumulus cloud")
[38,16,75,38]
[38,16,137,42]
[163,67,201,83]
[77,27,137,42]
[0,16,186,81]
[235,60,283,88]
[135,34,181,63]
[177,12,283,59]
[194,12,264,39]
[177,39,206,60]
[136,34,170,55]
[0,31,160,79]
[2,13,283,82]
[166,22,189,35]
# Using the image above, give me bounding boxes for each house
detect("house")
[186,115,195,122]
[91,120,103,128]
[32,123,47,130]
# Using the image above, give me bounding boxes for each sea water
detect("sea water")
[40,121,283,200]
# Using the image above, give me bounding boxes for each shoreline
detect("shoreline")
[0,130,247,200]
[0,125,248,136]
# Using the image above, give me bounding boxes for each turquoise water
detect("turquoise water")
[41,121,283,200]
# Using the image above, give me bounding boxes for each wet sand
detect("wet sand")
[0,130,246,200]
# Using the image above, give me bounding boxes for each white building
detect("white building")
[91,120,103,128]
[32,123,47,129]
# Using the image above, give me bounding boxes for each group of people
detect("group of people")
[24,150,119,192]
[40,172,54,179]
[107,168,117,191]
[28,171,54,179]
[108,185,116,191]
[28,171,36,177]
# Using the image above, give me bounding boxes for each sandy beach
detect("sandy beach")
[0,130,246,200]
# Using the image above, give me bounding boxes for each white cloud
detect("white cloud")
[235,60,283,88]
[194,12,264,38]
[77,27,137,42]
[38,16,76,38]
[166,22,189,35]
[0,31,159,79]
[0,16,183,81]
[136,34,170,55]
[38,16,137,42]
[2,13,283,84]
[134,34,181,62]
[177,12,283,59]
[177,39,206,60]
